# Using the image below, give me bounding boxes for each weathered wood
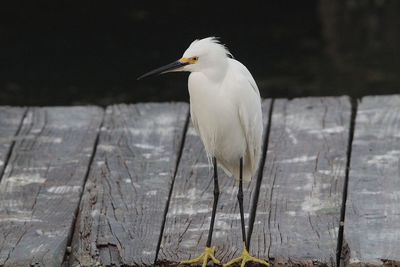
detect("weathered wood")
[69,103,189,266]
[158,100,272,263]
[0,107,103,267]
[344,95,400,266]
[0,107,26,178]
[251,97,351,266]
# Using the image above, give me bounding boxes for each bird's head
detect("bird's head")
[138,37,232,80]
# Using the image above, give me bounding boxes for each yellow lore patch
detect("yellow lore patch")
[179,57,198,64]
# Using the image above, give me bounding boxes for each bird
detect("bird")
[138,37,269,267]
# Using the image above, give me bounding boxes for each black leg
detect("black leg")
[238,157,246,244]
[206,157,220,247]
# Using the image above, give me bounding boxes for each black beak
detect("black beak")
[137,60,188,80]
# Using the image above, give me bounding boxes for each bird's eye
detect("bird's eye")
[193,57,198,61]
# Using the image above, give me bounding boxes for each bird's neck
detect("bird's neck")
[201,62,229,83]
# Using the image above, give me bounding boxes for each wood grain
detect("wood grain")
[158,100,272,264]
[344,95,400,266]
[0,107,103,267]
[69,103,189,266]
[0,107,26,178]
[251,97,351,266]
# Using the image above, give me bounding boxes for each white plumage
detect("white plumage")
[138,36,263,182]
[182,37,263,182]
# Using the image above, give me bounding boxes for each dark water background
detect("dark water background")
[1,0,399,106]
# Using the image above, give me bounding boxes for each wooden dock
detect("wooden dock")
[0,95,399,267]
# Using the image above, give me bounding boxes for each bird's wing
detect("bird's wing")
[229,59,263,178]
[230,58,261,98]
[238,99,263,177]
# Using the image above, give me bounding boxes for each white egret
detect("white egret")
[138,37,268,267]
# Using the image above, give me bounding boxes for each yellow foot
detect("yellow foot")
[223,245,269,267]
[180,246,221,267]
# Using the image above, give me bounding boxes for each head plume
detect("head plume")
[184,37,233,59]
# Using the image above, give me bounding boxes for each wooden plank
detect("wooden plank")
[251,97,351,266]
[344,95,400,266]
[69,103,189,266]
[158,100,272,263]
[0,107,103,267]
[0,107,26,178]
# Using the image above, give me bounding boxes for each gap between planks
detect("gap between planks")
[246,99,275,250]
[343,95,400,266]
[0,108,28,183]
[62,108,105,265]
[154,111,190,264]
[336,98,358,267]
